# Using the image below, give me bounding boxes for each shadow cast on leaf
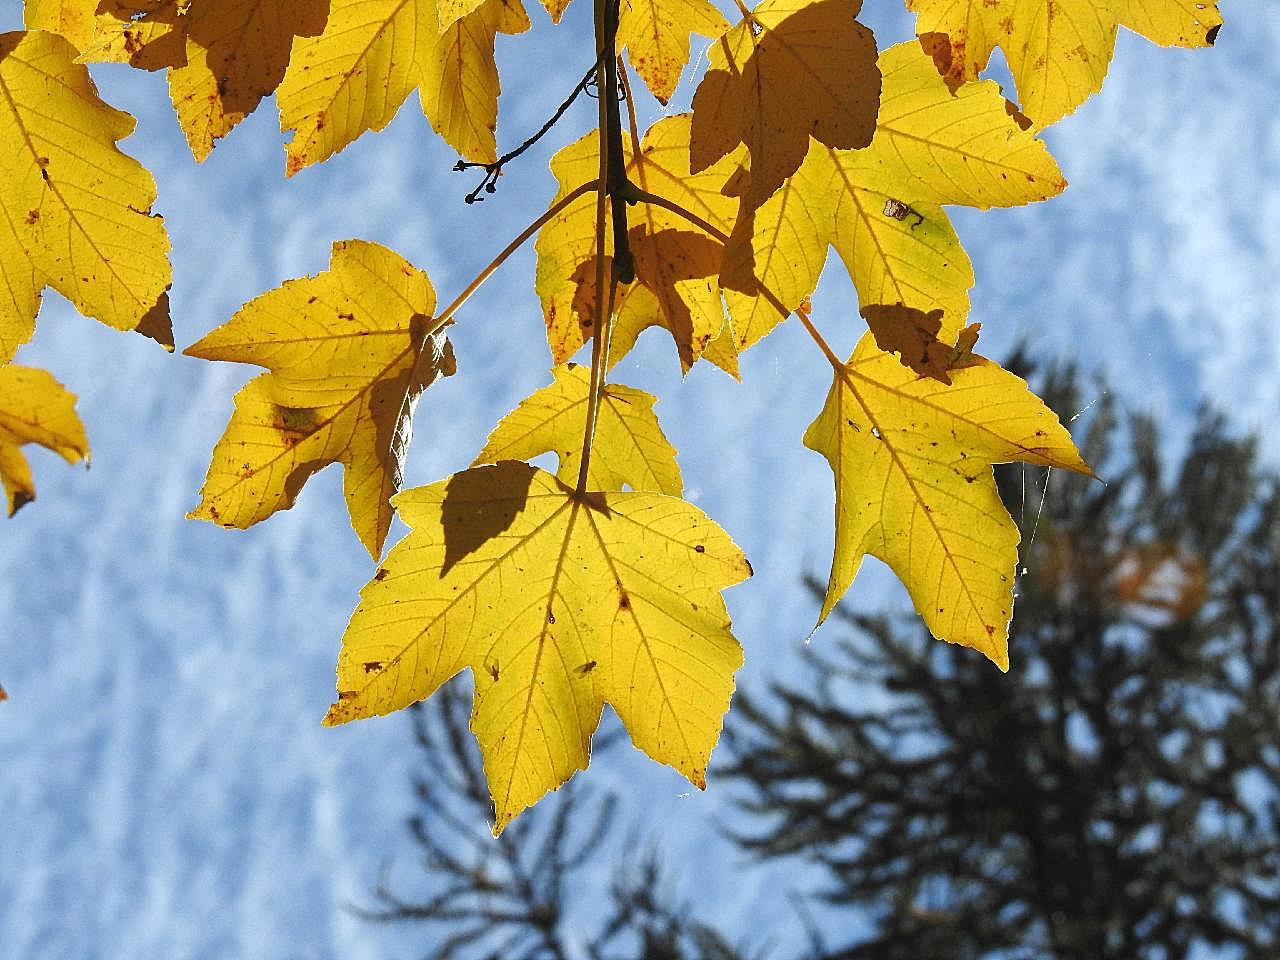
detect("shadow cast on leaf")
[440,461,538,575]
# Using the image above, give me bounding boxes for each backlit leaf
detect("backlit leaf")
[723,41,1064,357]
[690,0,880,213]
[325,461,750,832]
[618,0,730,104]
[474,363,682,494]
[0,364,89,516]
[908,0,1223,126]
[535,117,742,373]
[277,0,529,174]
[80,0,331,160]
[0,29,172,364]
[186,240,455,558]
[805,334,1091,668]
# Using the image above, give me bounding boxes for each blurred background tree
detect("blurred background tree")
[376,363,1280,959]
[365,682,750,960]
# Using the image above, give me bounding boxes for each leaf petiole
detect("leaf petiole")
[625,186,846,373]
[430,179,599,336]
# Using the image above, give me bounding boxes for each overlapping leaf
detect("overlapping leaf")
[277,0,529,174]
[907,0,1223,126]
[535,117,743,374]
[75,0,330,160]
[0,364,89,516]
[0,29,172,363]
[690,0,881,214]
[805,333,1091,668]
[723,41,1066,359]
[617,0,730,104]
[474,363,681,494]
[325,461,750,832]
[186,240,455,558]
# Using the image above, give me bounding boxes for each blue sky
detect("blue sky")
[1,2,1277,957]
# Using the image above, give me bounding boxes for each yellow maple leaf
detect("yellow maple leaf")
[186,240,456,558]
[22,0,98,48]
[535,117,742,373]
[805,333,1091,668]
[0,364,89,516]
[0,29,172,364]
[474,363,682,494]
[907,0,1223,127]
[723,41,1065,358]
[277,0,529,174]
[324,461,750,832]
[617,0,730,104]
[690,0,881,213]
[526,0,726,102]
[79,0,330,161]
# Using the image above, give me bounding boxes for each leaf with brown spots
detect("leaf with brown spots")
[618,0,730,104]
[0,29,172,363]
[185,240,455,558]
[324,461,750,832]
[907,0,1224,126]
[805,334,1091,669]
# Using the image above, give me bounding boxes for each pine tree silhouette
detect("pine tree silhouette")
[724,365,1280,959]
[367,681,750,960]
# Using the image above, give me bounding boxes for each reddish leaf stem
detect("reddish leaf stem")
[576,0,620,495]
[430,179,599,336]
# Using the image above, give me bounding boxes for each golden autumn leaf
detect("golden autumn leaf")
[805,334,1091,669]
[0,29,172,364]
[0,364,90,516]
[690,0,880,213]
[722,41,1065,357]
[325,461,751,832]
[79,0,331,161]
[186,240,455,558]
[618,0,730,104]
[535,117,742,374]
[908,0,1223,126]
[474,363,682,494]
[277,0,529,174]
[22,0,98,48]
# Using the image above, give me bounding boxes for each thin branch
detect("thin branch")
[603,51,634,285]
[454,51,606,203]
